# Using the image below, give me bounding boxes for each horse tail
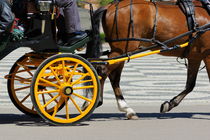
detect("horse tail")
[86,7,107,58]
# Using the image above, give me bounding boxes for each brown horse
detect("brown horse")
[87,0,210,119]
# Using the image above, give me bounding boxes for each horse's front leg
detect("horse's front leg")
[160,58,202,113]
[108,62,138,120]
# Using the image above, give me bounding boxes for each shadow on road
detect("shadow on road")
[0,114,47,126]
[88,112,210,121]
[0,112,209,126]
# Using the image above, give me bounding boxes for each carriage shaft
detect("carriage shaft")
[106,42,189,65]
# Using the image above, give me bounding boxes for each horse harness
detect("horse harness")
[105,0,210,60]
[178,0,198,31]
[107,0,161,61]
[177,0,198,58]
[177,0,210,58]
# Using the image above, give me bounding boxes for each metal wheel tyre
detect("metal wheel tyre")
[31,54,100,125]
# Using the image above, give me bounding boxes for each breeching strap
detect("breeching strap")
[125,0,135,62]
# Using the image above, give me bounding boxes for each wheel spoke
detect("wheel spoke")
[52,103,58,117]
[22,65,33,77]
[67,63,78,83]
[49,66,61,84]
[42,94,60,108]
[65,98,70,119]
[76,79,93,85]
[73,85,94,90]
[72,92,92,103]
[13,75,31,83]
[40,78,60,88]
[20,93,30,103]
[47,93,59,103]
[42,94,47,110]
[71,73,88,86]
[62,60,67,82]
[16,69,32,74]
[69,96,82,114]
[15,86,31,91]
[37,90,59,94]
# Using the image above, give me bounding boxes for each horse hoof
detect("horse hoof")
[160,101,170,113]
[126,113,139,120]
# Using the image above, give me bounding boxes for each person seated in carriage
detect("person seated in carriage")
[0,0,15,39]
[0,0,87,46]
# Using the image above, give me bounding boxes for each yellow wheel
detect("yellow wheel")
[31,54,100,125]
[7,53,63,116]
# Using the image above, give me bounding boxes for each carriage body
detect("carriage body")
[0,0,101,125]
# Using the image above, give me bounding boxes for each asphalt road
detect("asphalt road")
[0,104,210,140]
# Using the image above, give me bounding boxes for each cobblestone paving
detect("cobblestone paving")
[1,46,210,106]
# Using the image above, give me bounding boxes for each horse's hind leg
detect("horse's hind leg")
[160,58,201,113]
[108,62,138,120]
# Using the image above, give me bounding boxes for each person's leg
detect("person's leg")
[55,0,81,33]
[55,0,87,46]
[0,0,14,33]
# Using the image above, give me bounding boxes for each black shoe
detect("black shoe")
[65,31,87,46]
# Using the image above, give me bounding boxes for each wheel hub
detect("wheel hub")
[63,86,73,96]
